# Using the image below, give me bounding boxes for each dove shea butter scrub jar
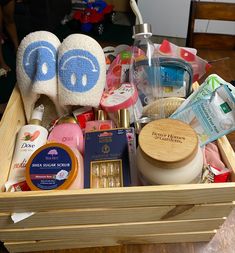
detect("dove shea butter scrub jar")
[136,119,203,185]
[26,143,84,190]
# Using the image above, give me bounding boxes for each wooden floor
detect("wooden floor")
[1,49,235,253]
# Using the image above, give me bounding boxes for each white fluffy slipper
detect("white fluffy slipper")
[16,31,65,122]
[57,34,106,109]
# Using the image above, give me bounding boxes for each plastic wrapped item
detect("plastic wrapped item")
[133,56,193,100]
[103,44,129,72]
[106,44,196,96]
[171,85,235,146]
[106,46,140,90]
[173,74,235,116]
[201,165,230,183]
[200,208,235,253]
[156,39,211,82]
[142,97,185,119]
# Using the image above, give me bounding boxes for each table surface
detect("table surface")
[1,49,235,253]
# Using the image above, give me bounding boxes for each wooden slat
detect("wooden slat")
[4,239,119,253]
[1,183,235,213]
[217,136,235,182]
[194,2,235,21]
[227,131,235,151]
[4,231,216,253]
[0,87,26,191]
[0,203,234,229]
[192,34,235,50]
[118,230,216,245]
[0,218,224,241]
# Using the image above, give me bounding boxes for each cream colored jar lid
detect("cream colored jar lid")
[139,119,198,165]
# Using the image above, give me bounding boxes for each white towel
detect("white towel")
[58,34,106,108]
[16,31,65,122]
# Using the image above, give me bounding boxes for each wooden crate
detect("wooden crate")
[0,87,235,253]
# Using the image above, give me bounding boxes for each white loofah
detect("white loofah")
[16,31,65,122]
[57,34,106,109]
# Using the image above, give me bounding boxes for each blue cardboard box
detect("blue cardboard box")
[84,128,134,188]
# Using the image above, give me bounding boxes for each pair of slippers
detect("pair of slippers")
[17,31,106,123]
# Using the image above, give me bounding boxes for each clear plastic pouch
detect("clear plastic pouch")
[133,57,193,106]
[171,85,235,146]
[156,39,211,82]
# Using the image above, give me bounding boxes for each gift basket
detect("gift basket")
[0,1,234,252]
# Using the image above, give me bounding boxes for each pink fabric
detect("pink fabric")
[204,142,225,170]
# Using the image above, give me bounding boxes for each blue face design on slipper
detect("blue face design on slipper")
[23,41,57,81]
[58,49,100,93]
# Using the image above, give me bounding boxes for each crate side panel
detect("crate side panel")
[0,203,234,229]
[4,231,215,253]
[0,183,235,212]
[0,87,26,191]
[217,136,235,181]
[0,218,224,241]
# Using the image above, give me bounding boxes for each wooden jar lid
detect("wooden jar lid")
[139,119,198,166]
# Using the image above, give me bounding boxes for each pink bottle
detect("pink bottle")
[48,123,84,154]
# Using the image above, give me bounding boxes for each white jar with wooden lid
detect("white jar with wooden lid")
[136,118,203,185]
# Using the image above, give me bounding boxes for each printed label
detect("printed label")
[102,83,135,106]
[29,147,73,190]
[13,159,27,170]
[152,131,186,144]
[220,102,232,114]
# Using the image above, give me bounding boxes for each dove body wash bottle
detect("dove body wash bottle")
[6,105,48,191]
